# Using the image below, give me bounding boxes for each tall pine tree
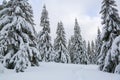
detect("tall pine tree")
[95,28,103,64]
[37,5,55,62]
[54,22,70,63]
[0,0,40,72]
[87,41,91,64]
[68,36,74,63]
[90,41,96,64]
[70,19,86,64]
[82,40,88,64]
[98,0,120,72]
[110,36,120,74]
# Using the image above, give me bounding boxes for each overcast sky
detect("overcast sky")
[0,0,120,43]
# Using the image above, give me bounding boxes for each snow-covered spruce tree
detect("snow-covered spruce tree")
[0,46,4,73]
[87,41,91,64]
[68,37,72,56]
[37,5,55,62]
[87,41,95,64]
[95,28,103,64]
[0,0,8,32]
[70,19,87,64]
[54,22,70,63]
[110,36,120,74]
[68,36,74,63]
[91,41,96,64]
[98,0,120,72]
[82,40,88,64]
[0,0,41,72]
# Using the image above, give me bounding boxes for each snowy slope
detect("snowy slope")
[0,62,120,80]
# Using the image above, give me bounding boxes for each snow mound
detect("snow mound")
[115,63,120,74]
[0,63,4,73]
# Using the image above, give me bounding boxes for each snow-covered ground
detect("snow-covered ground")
[0,62,120,80]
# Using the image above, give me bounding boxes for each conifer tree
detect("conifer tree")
[110,36,120,74]
[0,0,40,72]
[68,36,74,63]
[91,41,96,64]
[68,38,72,55]
[37,5,55,62]
[0,0,8,32]
[98,0,120,72]
[54,22,70,63]
[83,40,88,64]
[95,28,103,64]
[87,41,91,64]
[70,19,86,64]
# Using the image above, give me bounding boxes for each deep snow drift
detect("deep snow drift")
[0,62,120,80]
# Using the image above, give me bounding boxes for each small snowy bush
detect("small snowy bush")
[0,63,4,73]
[115,63,120,74]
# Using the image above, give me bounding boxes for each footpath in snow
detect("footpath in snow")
[0,62,120,80]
